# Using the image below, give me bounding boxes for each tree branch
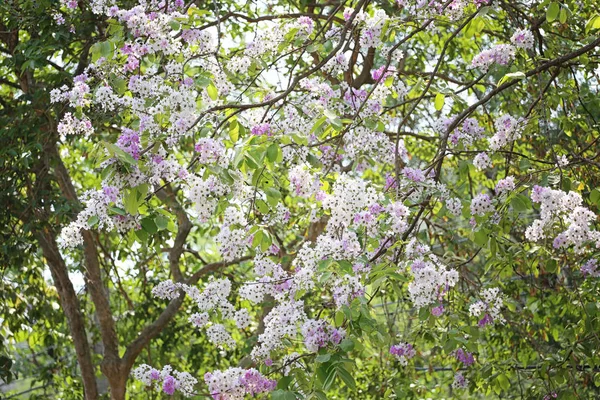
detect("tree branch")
[122,255,252,370]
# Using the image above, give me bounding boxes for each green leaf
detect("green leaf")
[207,83,218,100]
[498,71,526,86]
[87,215,99,227]
[335,310,345,327]
[336,366,356,390]
[559,7,568,24]
[546,259,558,273]
[474,229,490,247]
[251,230,263,248]
[271,390,296,400]
[108,206,126,216]
[103,142,137,166]
[229,120,239,142]
[547,2,560,22]
[313,391,327,400]
[124,189,139,215]
[496,374,510,392]
[585,15,600,33]
[256,199,270,214]
[511,194,531,212]
[320,365,337,390]
[339,338,355,352]
[277,376,293,390]
[141,217,158,234]
[155,215,169,231]
[590,188,600,205]
[267,143,279,163]
[315,353,331,363]
[135,229,148,243]
[265,187,282,207]
[91,41,114,62]
[434,93,445,111]
[310,116,328,133]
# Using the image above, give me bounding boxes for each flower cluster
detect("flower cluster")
[495,176,516,195]
[59,187,135,248]
[449,117,485,146]
[132,364,198,397]
[152,277,245,348]
[390,342,416,366]
[401,240,458,309]
[489,115,524,151]
[195,138,227,166]
[473,152,492,170]
[511,29,534,50]
[469,288,505,327]
[581,258,600,278]
[204,368,276,400]
[301,319,346,352]
[452,372,469,389]
[470,193,494,216]
[471,44,516,71]
[251,300,306,361]
[525,186,599,251]
[455,348,475,366]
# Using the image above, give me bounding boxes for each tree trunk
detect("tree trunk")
[102,359,128,400]
[36,229,99,399]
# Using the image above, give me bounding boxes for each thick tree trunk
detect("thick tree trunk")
[102,359,128,400]
[36,229,99,399]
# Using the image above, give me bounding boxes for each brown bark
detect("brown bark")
[35,229,99,399]
[48,144,124,397]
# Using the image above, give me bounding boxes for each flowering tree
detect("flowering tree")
[2,0,600,398]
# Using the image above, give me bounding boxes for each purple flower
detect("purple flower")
[162,375,177,395]
[552,233,568,249]
[117,128,141,159]
[239,369,277,396]
[251,123,272,136]
[431,304,444,317]
[402,167,426,183]
[455,348,474,366]
[329,329,344,345]
[149,368,160,381]
[102,186,119,203]
[477,313,493,328]
[390,342,415,359]
[581,259,600,278]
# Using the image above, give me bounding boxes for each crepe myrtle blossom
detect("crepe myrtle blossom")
[452,372,469,389]
[511,29,534,50]
[495,176,516,195]
[449,117,485,146]
[402,167,427,183]
[204,367,276,400]
[49,0,600,397]
[402,241,459,308]
[489,115,524,151]
[580,258,600,278]
[132,364,198,397]
[390,342,416,366]
[446,197,463,216]
[455,348,475,366]
[525,186,600,251]
[469,288,505,327]
[301,319,346,352]
[470,193,494,216]
[471,44,516,70]
[473,152,491,170]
